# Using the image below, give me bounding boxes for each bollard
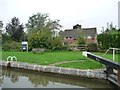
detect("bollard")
[6,56,17,67]
[6,62,11,67]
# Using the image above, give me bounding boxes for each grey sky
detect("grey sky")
[0,0,119,33]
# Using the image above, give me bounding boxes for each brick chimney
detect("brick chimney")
[73,24,81,29]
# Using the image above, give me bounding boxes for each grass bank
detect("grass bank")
[2,51,119,69]
[2,51,86,65]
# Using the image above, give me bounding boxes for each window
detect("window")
[87,36,91,39]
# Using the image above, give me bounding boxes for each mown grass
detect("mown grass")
[2,51,86,65]
[2,51,119,69]
[57,52,119,69]
[57,60,103,69]
[92,52,119,63]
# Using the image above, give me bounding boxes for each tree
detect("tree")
[0,21,3,34]
[77,29,86,46]
[105,22,117,33]
[5,17,24,42]
[0,21,3,47]
[97,23,120,50]
[26,12,62,50]
[26,12,62,34]
[46,36,63,50]
[28,29,52,49]
[0,21,3,30]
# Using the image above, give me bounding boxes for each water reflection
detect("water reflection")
[1,67,115,88]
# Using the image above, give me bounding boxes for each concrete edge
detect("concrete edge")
[0,61,106,80]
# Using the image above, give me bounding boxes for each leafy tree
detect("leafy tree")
[46,36,63,50]
[87,43,98,52]
[2,33,11,44]
[28,28,63,50]
[26,12,62,50]
[5,17,24,42]
[0,21,3,31]
[77,30,86,46]
[28,29,52,49]
[0,21,3,48]
[97,23,120,50]
[104,22,118,33]
[77,37,85,46]
[0,21,3,39]
[2,40,21,51]
[26,12,62,34]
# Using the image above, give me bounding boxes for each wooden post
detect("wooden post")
[118,69,120,84]
[106,66,113,79]
[106,66,113,74]
[6,62,11,67]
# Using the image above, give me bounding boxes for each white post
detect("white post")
[113,48,115,62]
[27,43,28,53]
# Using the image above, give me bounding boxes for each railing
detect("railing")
[83,51,120,87]
[7,56,17,63]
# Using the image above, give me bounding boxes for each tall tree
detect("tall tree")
[5,17,24,41]
[98,23,120,50]
[26,12,62,50]
[0,21,3,33]
[26,12,62,34]
[0,21,3,46]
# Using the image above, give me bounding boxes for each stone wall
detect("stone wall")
[0,61,106,80]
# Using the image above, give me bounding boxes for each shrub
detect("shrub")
[77,37,86,46]
[67,44,78,51]
[97,32,120,50]
[46,36,64,51]
[87,43,98,52]
[2,41,22,51]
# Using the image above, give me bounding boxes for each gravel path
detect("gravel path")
[48,60,84,66]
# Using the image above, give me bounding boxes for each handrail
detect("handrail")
[7,56,17,62]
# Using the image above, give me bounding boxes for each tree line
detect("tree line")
[1,13,120,52]
[1,12,63,51]
[97,22,120,51]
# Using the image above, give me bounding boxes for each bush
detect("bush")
[87,43,98,52]
[46,36,64,51]
[2,41,22,51]
[77,37,86,46]
[67,44,78,51]
[97,32,120,50]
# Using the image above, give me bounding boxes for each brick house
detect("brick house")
[59,24,97,45]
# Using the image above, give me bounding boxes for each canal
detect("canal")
[0,67,116,89]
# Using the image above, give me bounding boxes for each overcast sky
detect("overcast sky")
[0,0,119,33]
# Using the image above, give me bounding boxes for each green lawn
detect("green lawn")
[2,51,119,69]
[2,51,86,65]
[57,52,119,69]
[57,60,103,69]
[92,52,119,63]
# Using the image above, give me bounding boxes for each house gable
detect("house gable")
[59,25,97,44]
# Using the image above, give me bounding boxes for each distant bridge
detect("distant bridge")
[83,51,120,87]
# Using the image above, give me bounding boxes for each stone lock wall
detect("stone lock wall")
[0,61,106,80]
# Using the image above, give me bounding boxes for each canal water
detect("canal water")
[0,67,116,89]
